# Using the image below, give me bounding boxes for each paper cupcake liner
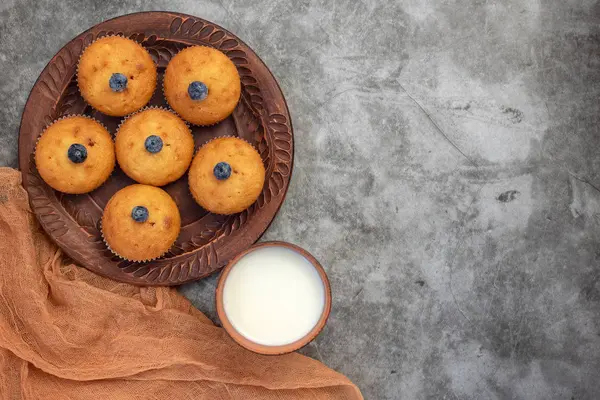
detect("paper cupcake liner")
[76,34,157,117]
[161,45,238,127]
[100,214,177,263]
[193,134,259,153]
[36,113,110,143]
[188,135,261,215]
[115,106,190,141]
[115,105,191,139]
[34,114,116,194]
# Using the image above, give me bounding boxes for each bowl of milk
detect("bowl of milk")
[216,241,332,355]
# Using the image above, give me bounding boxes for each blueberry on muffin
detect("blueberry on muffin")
[188,137,265,215]
[163,46,241,126]
[115,108,194,186]
[78,36,157,116]
[102,184,181,261]
[35,116,115,194]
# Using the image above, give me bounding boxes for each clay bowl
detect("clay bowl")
[216,241,332,355]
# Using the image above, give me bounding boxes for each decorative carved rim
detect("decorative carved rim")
[18,12,294,285]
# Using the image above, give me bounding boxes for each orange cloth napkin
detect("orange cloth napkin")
[0,168,362,399]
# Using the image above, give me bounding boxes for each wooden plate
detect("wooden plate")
[18,12,293,285]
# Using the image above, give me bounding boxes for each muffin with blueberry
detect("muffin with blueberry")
[35,116,115,194]
[115,108,194,186]
[163,46,241,126]
[101,184,181,261]
[188,137,265,215]
[78,36,157,116]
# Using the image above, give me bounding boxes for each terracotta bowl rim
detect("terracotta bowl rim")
[215,240,332,355]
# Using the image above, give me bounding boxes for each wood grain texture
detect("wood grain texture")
[18,12,293,286]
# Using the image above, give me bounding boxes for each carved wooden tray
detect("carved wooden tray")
[18,12,293,285]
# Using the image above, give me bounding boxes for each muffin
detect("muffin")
[78,36,157,116]
[188,137,265,214]
[116,108,194,186]
[35,116,115,194]
[102,184,180,261]
[164,46,241,125]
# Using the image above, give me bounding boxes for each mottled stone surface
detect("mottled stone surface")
[2,1,600,399]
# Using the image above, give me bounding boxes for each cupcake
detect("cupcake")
[101,184,180,261]
[35,116,115,194]
[115,108,194,186]
[163,46,241,126]
[188,137,265,215]
[77,36,157,116]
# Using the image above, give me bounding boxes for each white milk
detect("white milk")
[222,246,326,346]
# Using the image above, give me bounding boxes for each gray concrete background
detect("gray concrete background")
[1,1,600,399]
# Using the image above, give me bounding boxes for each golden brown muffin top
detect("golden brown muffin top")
[102,184,181,261]
[78,36,157,116]
[164,46,241,125]
[35,116,115,194]
[116,108,194,186]
[188,137,265,214]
